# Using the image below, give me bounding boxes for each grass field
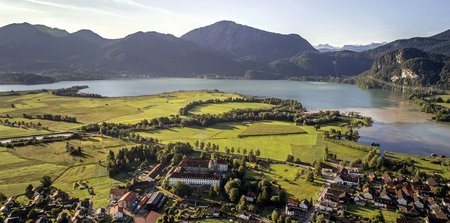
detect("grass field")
[53,164,126,208]
[0,151,66,196]
[347,204,400,223]
[0,125,49,139]
[190,102,273,115]
[9,136,133,166]
[138,121,317,161]
[246,164,323,201]
[0,91,240,124]
[138,120,367,163]
[238,123,306,137]
[0,117,83,132]
[385,151,450,179]
[291,136,369,164]
[0,136,133,208]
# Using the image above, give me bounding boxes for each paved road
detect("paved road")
[301,171,336,223]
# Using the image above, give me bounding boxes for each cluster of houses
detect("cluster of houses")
[0,188,98,223]
[316,167,450,222]
[107,161,170,223]
[167,157,229,187]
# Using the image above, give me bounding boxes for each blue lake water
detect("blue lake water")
[1,78,449,156]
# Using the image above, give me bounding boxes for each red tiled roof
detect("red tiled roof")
[134,211,161,223]
[119,191,137,203]
[179,158,209,168]
[110,188,128,197]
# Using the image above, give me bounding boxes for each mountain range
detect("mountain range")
[0,21,449,88]
[315,42,387,52]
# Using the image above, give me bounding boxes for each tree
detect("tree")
[314,161,322,177]
[0,192,7,202]
[323,146,329,161]
[25,184,34,198]
[40,176,52,188]
[371,210,385,223]
[271,210,279,222]
[171,182,192,197]
[255,149,261,157]
[433,186,446,197]
[27,208,38,220]
[306,171,314,182]
[228,188,240,203]
[285,217,292,223]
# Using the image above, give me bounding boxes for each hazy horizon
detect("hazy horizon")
[1,0,450,46]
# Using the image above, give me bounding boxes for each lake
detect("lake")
[1,78,449,156]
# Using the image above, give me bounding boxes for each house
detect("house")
[411,176,422,185]
[395,175,405,182]
[413,196,424,209]
[427,177,439,189]
[368,172,377,183]
[335,169,359,186]
[379,188,391,200]
[134,211,161,223]
[382,173,392,184]
[299,199,311,211]
[245,191,256,203]
[168,172,220,186]
[427,197,439,209]
[145,163,166,181]
[354,193,366,207]
[431,206,448,220]
[110,188,128,201]
[204,208,221,217]
[110,206,124,219]
[362,188,373,200]
[285,199,310,216]
[396,190,407,206]
[146,191,165,210]
[118,191,137,210]
[442,197,450,208]
[239,211,251,220]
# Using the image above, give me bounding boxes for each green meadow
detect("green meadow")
[0,125,49,139]
[0,90,240,124]
[385,151,450,179]
[246,163,323,201]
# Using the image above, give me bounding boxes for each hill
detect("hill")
[357,48,450,90]
[364,29,450,58]
[316,42,387,52]
[181,20,317,63]
[270,50,373,77]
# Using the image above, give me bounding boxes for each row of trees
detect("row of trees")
[23,113,78,123]
[409,93,450,122]
[0,119,47,130]
[179,96,303,116]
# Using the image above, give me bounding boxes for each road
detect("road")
[301,171,336,223]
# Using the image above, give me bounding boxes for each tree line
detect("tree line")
[52,85,103,98]
[106,142,193,176]
[23,113,78,123]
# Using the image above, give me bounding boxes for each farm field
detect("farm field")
[385,151,450,179]
[53,164,126,208]
[238,123,306,137]
[0,90,240,124]
[138,120,366,163]
[0,136,133,207]
[0,151,66,196]
[347,204,400,223]
[138,121,318,161]
[8,136,133,166]
[291,136,370,164]
[0,117,83,131]
[0,125,49,139]
[246,163,323,201]
[190,102,273,115]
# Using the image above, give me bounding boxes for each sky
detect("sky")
[1,0,450,47]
